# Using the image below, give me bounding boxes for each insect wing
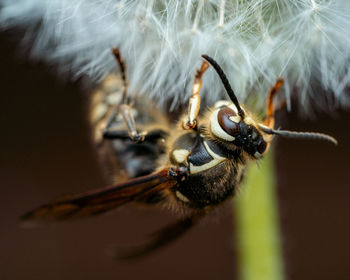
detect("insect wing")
[21,168,176,223]
[114,211,206,260]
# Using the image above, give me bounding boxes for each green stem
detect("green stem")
[234,151,285,280]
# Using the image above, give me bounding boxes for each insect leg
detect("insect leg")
[102,104,169,142]
[102,103,146,142]
[112,48,128,104]
[103,128,168,142]
[182,60,210,130]
[102,49,146,142]
[264,78,284,128]
[113,210,206,260]
[119,104,146,142]
[259,78,337,145]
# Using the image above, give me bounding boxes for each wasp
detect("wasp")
[22,51,337,259]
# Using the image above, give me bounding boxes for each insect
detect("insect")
[22,51,337,259]
[90,49,168,181]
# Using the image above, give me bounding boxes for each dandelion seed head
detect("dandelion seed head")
[1,0,350,114]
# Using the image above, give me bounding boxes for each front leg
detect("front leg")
[182,60,209,130]
[102,48,147,143]
[264,78,284,129]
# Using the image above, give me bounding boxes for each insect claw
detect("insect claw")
[182,119,197,130]
[130,133,146,143]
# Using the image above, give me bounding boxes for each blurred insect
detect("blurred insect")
[90,49,168,181]
[22,51,337,259]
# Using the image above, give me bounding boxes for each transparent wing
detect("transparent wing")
[21,168,178,223]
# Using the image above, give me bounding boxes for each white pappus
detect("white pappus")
[1,0,350,113]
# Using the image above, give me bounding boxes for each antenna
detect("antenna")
[201,54,245,119]
[258,124,338,145]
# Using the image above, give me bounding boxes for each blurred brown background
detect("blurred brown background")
[1,30,349,280]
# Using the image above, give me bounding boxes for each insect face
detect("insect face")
[210,102,267,159]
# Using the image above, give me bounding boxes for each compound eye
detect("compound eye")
[218,107,241,137]
[214,100,230,108]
